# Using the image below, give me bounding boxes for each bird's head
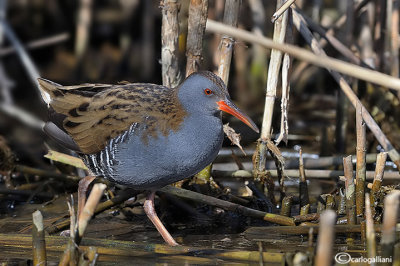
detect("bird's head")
[177,71,259,133]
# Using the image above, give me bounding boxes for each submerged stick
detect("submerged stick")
[32,210,46,266]
[160,186,295,226]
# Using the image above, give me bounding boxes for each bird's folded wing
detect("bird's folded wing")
[38,78,186,154]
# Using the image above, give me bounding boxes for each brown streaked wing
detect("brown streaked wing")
[40,80,187,154]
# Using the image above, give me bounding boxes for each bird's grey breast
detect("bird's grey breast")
[83,114,223,189]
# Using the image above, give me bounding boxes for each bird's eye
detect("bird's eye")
[204,88,213,95]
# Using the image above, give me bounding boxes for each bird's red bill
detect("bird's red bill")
[217,100,259,133]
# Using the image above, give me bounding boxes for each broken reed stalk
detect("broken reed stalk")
[161,0,182,88]
[343,155,357,225]
[47,189,140,234]
[365,194,377,264]
[160,185,295,226]
[44,150,88,170]
[381,191,400,262]
[298,147,309,210]
[76,183,107,244]
[77,176,96,219]
[314,210,336,266]
[370,152,387,219]
[216,0,241,84]
[356,103,367,218]
[205,20,400,169]
[185,0,208,76]
[32,210,46,266]
[337,189,346,215]
[276,45,292,145]
[280,195,293,216]
[325,194,335,210]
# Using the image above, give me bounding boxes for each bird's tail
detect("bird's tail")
[37,78,62,105]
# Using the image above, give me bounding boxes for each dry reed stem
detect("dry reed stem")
[365,194,377,264]
[356,103,367,218]
[206,19,400,168]
[300,204,309,215]
[276,51,291,145]
[298,147,309,209]
[315,210,336,266]
[77,183,107,242]
[293,8,363,67]
[161,0,182,88]
[280,195,293,216]
[75,0,92,60]
[289,11,400,170]
[32,210,46,266]
[0,33,69,57]
[185,0,208,76]
[77,176,96,220]
[337,189,346,215]
[370,152,387,218]
[271,0,297,23]
[343,155,356,226]
[216,0,241,84]
[260,0,288,141]
[44,150,88,170]
[205,19,400,92]
[381,191,400,263]
[391,0,400,78]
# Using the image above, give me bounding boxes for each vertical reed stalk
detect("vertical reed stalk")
[32,210,46,266]
[161,0,182,88]
[365,194,377,265]
[381,191,400,264]
[299,147,309,211]
[315,210,336,266]
[185,0,209,182]
[280,195,293,216]
[370,152,387,219]
[75,0,92,60]
[356,103,367,218]
[185,0,208,76]
[259,0,288,141]
[216,0,241,84]
[343,156,356,225]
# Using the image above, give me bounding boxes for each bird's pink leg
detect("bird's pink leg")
[143,191,178,246]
